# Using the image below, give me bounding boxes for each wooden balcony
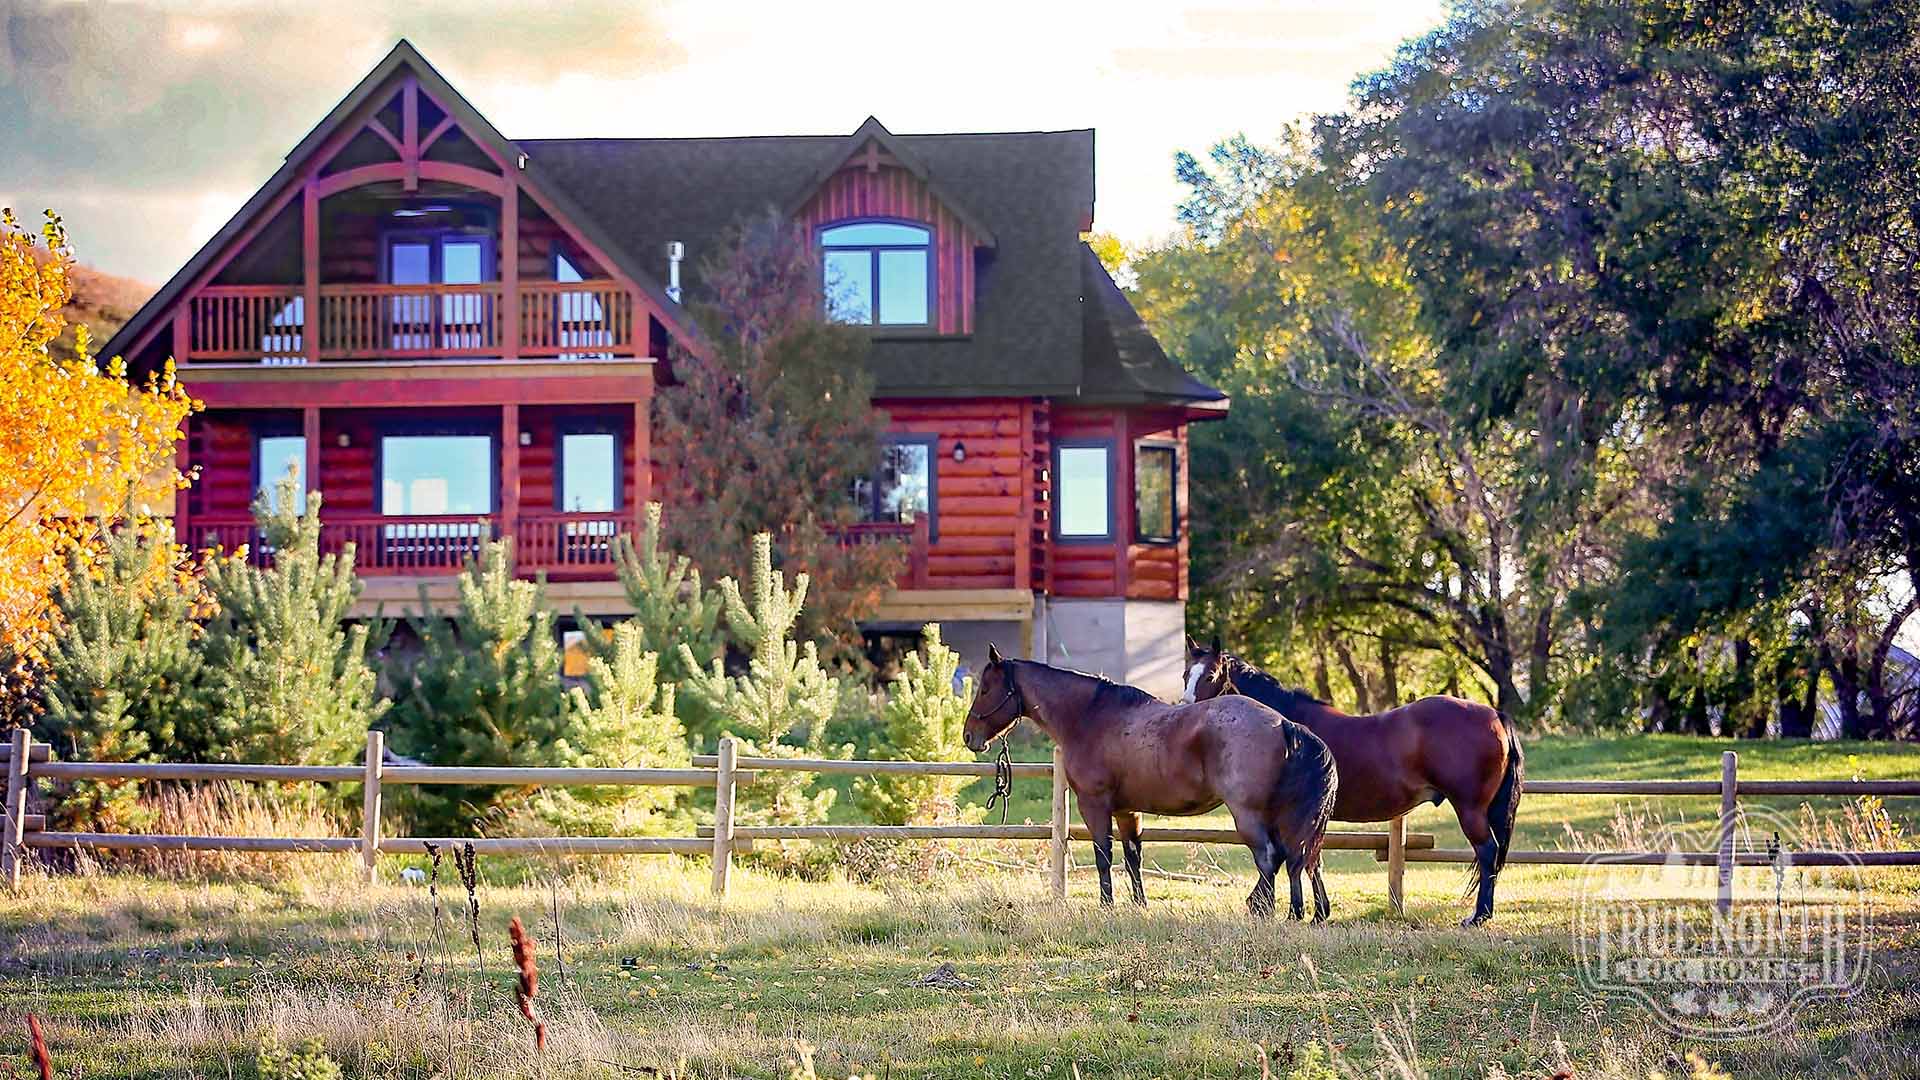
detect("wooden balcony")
[181,280,640,364]
[191,513,624,579]
[190,513,930,586]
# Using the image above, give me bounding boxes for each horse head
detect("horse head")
[963,643,1027,751]
[1182,634,1231,704]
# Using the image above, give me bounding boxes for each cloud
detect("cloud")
[0,0,685,276]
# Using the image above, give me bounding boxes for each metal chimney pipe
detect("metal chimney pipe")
[666,241,684,303]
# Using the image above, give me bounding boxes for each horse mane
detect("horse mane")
[1009,658,1162,710]
[1223,655,1332,716]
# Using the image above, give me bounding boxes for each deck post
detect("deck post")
[361,729,383,884]
[500,180,519,359]
[302,181,320,365]
[501,404,521,542]
[1386,814,1406,915]
[4,729,30,889]
[1048,745,1069,900]
[710,737,737,898]
[1716,750,1737,916]
[302,406,321,503]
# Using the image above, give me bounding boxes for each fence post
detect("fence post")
[711,737,737,899]
[1716,749,1737,916]
[3,729,28,889]
[361,729,384,884]
[1048,744,1069,900]
[1386,814,1406,916]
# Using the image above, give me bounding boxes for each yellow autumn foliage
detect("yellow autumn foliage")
[0,209,196,658]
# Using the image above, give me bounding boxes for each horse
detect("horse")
[1181,637,1525,926]
[963,644,1339,920]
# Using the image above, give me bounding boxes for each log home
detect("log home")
[103,41,1227,697]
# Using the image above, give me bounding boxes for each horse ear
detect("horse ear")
[987,642,1003,666]
[1185,634,1200,654]
[1209,633,1222,655]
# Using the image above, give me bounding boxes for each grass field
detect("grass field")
[4,734,1920,1078]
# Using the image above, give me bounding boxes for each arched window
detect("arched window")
[821,221,932,326]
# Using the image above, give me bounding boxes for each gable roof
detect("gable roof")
[102,39,696,365]
[106,41,1222,410]
[781,116,999,248]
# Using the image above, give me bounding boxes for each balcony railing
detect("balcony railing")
[184,280,639,363]
[192,513,932,588]
[191,514,622,578]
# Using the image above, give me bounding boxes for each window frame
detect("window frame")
[251,423,308,515]
[859,433,939,541]
[1052,437,1116,543]
[374,420,500,518]
[379,226,497,286]
[554,417,626,514]
[817,218,936,329]
[1132,440,1179,546]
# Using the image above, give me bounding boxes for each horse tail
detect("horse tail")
[1278,720,1338,870]
[1488,710,1525,872]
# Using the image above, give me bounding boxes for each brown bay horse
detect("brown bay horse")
[963,645,1339,919]
[1182,638,1525,925]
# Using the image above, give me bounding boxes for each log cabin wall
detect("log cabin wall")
[880,398,1031,590]
[518,406,640,513]
[794,165,978,335]
[1126,420,1188,602]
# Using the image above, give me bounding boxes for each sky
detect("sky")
[0,0,1449,284]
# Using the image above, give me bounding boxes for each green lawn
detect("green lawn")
[4,734,1919,1079]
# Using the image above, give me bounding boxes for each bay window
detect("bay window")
[1133,442,1177,544]
[1054,440,1113,540]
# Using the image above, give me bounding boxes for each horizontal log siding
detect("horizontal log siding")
[518,406,640,514]
[880,399,1029,590]
[189,414,260,521]
[795,164,976,335]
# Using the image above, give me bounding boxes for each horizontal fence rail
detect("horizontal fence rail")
[4,731,1918,915]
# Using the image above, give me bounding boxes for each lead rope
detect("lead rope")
[984,740,1015,825]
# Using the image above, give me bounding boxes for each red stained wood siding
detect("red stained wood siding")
[880,398,1031,590]
[795,162,978,335]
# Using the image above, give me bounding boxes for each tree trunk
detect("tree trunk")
[1332,637,1372,714]
[1378,638,1401,707]
[1312,637,1335,703]
[1832,647,1865,740]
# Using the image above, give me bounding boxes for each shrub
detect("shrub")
[392,539,688,836]
[37,512,207,828]
[199,478,387,766]
[255,1035,343,1080]
[680,532,842,825]
[856,624,981,825]
[577,502,729,748]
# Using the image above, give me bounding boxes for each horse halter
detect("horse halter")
[974,663,1024,824]
[972,663,1026,733]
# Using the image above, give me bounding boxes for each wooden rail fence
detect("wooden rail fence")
[4,730,1918,914]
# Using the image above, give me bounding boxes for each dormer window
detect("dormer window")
[821,221,931,326]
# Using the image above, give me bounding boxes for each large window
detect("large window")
[380,435,494,516]
[559,430,619,513]
[1054,441,1112,540]
[821,221,931,326]
[256,435,307,513]
[1134,442,1177,544]
[855,436,935,537]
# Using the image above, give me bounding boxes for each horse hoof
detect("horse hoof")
[1461,914,1491,928]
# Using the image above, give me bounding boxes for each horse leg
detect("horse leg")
[1455,804,1499,926]
[1231,810,1280,918]
[1284,847,1307,921]
[1114,811,1146,907]
[1081,798,1117,906]
[1310,866,1331,923]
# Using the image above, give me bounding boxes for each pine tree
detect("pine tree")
[542,621,690,833]
[651,211,904,660]
[679,532,841,825]
[577,502,728,748]
[199,478,386,766]
[856,624,982,826]
[389,537,576,834]
[38,512,207,828]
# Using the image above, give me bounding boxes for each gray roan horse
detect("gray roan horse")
[1183,637,1524,925]
[963,645,1339,919]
